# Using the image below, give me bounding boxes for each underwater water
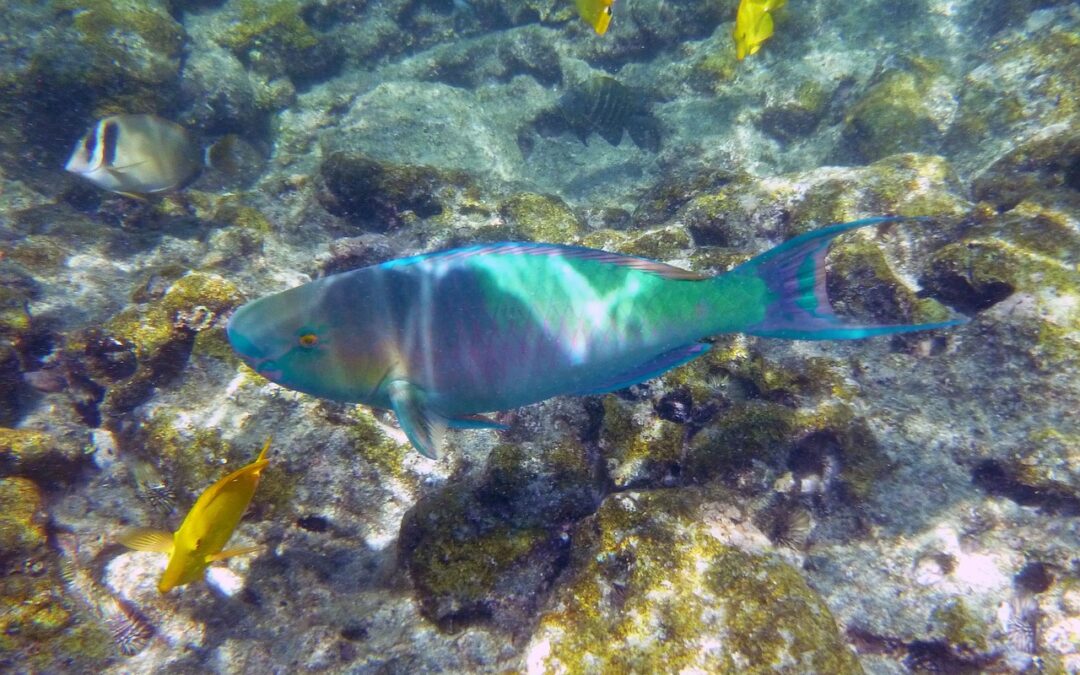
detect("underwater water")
[1,0,1079,672]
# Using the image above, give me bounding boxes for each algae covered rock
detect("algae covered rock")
[399,485,572,634]
[947,10,1080,174]
[0,428,87,485]
[318,151,469,231]
[496,192,583,242]
[0,480,115,670]
[45,0,186,117]
[761,79,831,143]
[971,124,1080,212]
[0,476,46,556]
[525,489,862,673]
[841,66,954,163]
[211,0,341,85]
[62,272,243,425]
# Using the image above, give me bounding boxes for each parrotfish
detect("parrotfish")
[576,0,615,35]
[119,438,271,593]
[228,218,963,459]
[733,0,786,60]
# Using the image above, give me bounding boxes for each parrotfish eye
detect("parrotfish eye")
[298,333,319,348]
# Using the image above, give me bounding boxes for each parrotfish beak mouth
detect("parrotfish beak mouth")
[226,306,284,381]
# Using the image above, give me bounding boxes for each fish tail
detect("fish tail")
[732,216,966,339]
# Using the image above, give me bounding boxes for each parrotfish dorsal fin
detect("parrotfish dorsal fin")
[119,528,174,554]
[387,380,448,459]
[391,242,710,281]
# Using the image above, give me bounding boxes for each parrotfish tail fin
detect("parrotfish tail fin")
[735,216,967,340]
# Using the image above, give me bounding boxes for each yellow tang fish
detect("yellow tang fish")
[576,0,614,35]
[119,438,271,593]
[733,0,786,60]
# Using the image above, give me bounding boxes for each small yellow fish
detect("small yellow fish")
[733,0,786,60]
[576,0,614,35]
[119,438,271,593]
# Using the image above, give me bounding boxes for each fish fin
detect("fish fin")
[114,190,149,202]
[118,528,174,554]
[206,545,261,562]
[387,380,449,459]
[756,12,775,42]
[254,436,272,463]
[735,216,968,339]
[107,159,148,171]
[599,125,624,146]
[447,414,509,430]
[627,117,661,153]
[395,243,710,281]
[573,343,711,395]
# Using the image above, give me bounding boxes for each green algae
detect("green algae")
[827,237,920,324]
[408,521,549,608]
[789,154,968,234]
[600,396,685,489]
[761,80,830,142]
[951,25,1080,150]
[320,151,468,231]
[78,272,244,420]
[0,476,112,669]
[49,0,185,112]
[401,481,568,632]
[498,192,583,242]
[0,428,85,483]
[346,406,414,488]
[530,489,862,673]
[0,476,45,556]
[930,598,989,651]
[686,400,798,480]
[104,272,242,362]
[217,0,319,55]
[482,439,597,526]
[708,547,863,673]
[842,69,945,162]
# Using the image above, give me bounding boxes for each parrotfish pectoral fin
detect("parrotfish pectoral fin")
[387,380,449,459]
[573,343,711,395]
[206,545,261,562]
[446,414,509,431]
[118,528,174,554]
[735,216,968,339]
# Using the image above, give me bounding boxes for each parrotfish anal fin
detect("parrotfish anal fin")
[388,380,449,460]
[447,414,509,430]
[394,242,710,281]
[572,343,711,395]
[206,545,261,562]
[736,216,967,339]
[118,528,174,554]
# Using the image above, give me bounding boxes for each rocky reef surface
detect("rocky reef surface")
[1,0,1079,672]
